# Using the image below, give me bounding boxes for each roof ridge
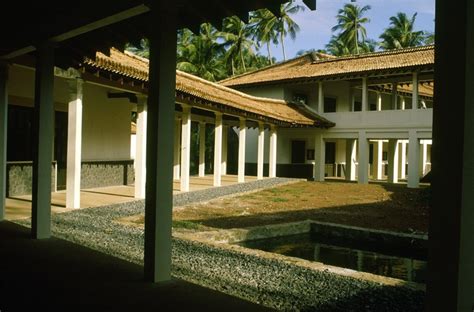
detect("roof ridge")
[218,53,312,84]
[310,45,435,65]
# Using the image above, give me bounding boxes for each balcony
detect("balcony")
[322,109,433,130]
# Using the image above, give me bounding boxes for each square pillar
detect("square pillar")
[269,125,277,178]
[257,122,265,179]
[221,125,228,175]
[412,72,419,110]
[134,95,147,199]
[400,140,407,179]
[173,118,181,180]
[407,130,419,188]
[345,139,356,181]
[420,140,429,176]
[400,96,406,110]
[314,133,325,181]
[0,63,8,221]
[357,131,369,184]
[387,139,399,183]
[318,82,324,113]
[180,105,191,192]
[213,112,222,186]
[376,92,382,111]
[31,42,55,239]
[198,122,205,177]
[373,140,383,180]
[361,77,368,111]
[238,118,246,183]
[66,78,83,208]
[143,4,177,283]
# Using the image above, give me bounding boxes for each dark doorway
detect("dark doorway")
[325,142,336,164]
[7,105,33,161]
[54,112,68,190]
[291,140,306,164]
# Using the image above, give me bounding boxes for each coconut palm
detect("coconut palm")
[125,38,150,58]
[325,35,351,56]
[249,9,278,64]
[176,24,227,81]
[250,1,304,62]
[331,4,371,54]
[221,16,255,75]
[379,12,426,50]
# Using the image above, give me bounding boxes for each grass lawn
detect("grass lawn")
[124,181,430,234]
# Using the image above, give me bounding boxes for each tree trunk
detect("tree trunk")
[231,58,235,76]
[240,49,246,72]
[281,32,286,61]
[267,42,273,65]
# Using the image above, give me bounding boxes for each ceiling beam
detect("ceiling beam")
[1,4,150,60]
[303,0,316,10]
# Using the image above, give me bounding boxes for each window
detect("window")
[370,103,377,111]
[324,97,336,112]
[291,140,306,164]
[354,101,362,112]
[325,142,336,164]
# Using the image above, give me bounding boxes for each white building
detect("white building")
[220,46,434,188]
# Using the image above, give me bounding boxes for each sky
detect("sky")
[266,0,436,61]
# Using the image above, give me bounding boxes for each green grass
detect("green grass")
[172,220,203,230]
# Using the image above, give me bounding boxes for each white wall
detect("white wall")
[82,83,132,160]
[7,65,133,162]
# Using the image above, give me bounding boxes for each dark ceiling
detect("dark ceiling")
[0,1,315,69]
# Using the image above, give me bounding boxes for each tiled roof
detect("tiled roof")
[83,48,333,127]
[219,45,435,87]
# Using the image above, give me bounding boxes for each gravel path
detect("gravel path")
[15,177,425,311]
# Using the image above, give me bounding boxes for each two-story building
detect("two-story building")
[220,45,434,188]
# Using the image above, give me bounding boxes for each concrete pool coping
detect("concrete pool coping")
[175,220,427,292]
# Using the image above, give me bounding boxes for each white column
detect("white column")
[134,96,147,199]
[314,133,325,181]
[391,82,398,110]
[180,105,191,192]
[221,125,228,175]
[198,122,205,177]
[388,139,399,183]
[373,140,383,180]
[143,4,177,283]
[408,130,420,188]
[238,118,246,183]
[400,141,407,179]
[421,140,428,175]
[376,92,382,111]
[257,122,265,179]
[357,131,369,184]
[31,42,55,239]
[0,64,8,221]
[400,96,406,110]
[173,118,181,180]
[345,139,356,181]
[412,72,419,110]
[66,78,83,208]
[361,77,368,111]
[213,112,222,186]
[318,82,324,113]
[269,125,277,178]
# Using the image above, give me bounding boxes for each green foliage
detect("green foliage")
[379,12,426,50]
[331,3,372,55]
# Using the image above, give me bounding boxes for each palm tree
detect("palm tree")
[221,16,255,75]
[125,38,150,58]
[176,24,227,81]
[250,1,304,62]
[325,35,351,56]
[249,9,278,64]
[331,4,371,54]
[379,12,426,50]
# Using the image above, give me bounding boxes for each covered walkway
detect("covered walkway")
[4,174,260,220]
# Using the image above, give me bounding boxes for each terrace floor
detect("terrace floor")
[4,174,259,220]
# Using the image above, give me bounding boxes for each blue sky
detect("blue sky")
[265,0,436,61]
